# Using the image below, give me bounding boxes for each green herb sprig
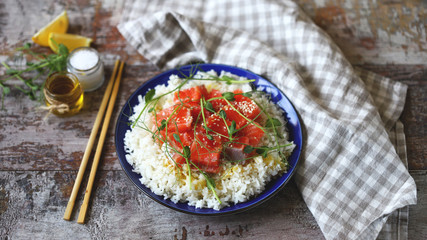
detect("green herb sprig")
[0,41,69,108]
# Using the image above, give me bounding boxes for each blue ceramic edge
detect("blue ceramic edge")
[115,63,303,216]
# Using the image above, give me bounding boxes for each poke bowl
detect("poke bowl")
[115,64,302,215]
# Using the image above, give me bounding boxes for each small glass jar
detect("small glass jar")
[44,72,84,116]
[67,47,105,92]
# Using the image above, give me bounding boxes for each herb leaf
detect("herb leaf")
[183,146,191,158]
[206,134,214,140]
[205,101,215,113]
[229,120,236,135]
[256,147,268,158]
[242,92,252,97]
[205,174,221,204]
[158,119,167,131]
[219,109,227,119]
[145,89,155,103]
[5,69,19,75]
[58,43,69,56]
[222,92,235,101]
[243,145,254,154]
[265,118,282,128]
[173,133,181,143]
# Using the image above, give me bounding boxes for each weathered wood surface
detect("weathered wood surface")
[298,0,427,64]
[0,171,323,239]
[0,0,426,239]
[0,170,425,239]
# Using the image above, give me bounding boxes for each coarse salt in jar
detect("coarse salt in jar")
[67,47,104,92]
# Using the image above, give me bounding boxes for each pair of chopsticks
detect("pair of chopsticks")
[63,59,125,224]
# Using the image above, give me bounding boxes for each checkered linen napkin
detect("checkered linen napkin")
[117,0,417,239]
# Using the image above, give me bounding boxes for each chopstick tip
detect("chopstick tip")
[77,203,88,224]
[63,201,74,221]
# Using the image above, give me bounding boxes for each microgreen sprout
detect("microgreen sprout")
[145,89,156,103]
[204,101,215,113]
[222,92,235,101]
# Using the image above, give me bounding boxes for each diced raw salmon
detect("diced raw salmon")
[207,89,227,111]
[190,141,221,173]
[237,123,264,146]
[174,85,208,104]
[205,113,231,138]
[233,93,261,121]
[167,131,194,151]
[221,105,247,129]
[155,106,193,133]
[194,125,224,148]
[183,101,212,120]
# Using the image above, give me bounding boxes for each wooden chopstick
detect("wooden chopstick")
[63,60,121,221]
[77,60,125,224]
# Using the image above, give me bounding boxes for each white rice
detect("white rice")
[124,70,295,210]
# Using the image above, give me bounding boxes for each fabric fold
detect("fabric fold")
[117,1,416,239]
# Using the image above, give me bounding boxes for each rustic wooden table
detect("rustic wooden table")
[0,0,425,239]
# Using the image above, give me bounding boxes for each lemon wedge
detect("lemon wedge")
[32,10,69,47]
[48,32,93,53]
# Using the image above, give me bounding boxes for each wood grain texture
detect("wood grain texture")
[0,0,426,239]
[0,171,324,239]
[408,171,427,240]
[0,170,425,239]
[297,0,427,64]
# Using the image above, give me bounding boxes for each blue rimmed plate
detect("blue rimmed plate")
[115,64,302,215]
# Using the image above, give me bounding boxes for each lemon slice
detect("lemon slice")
[48,32,93,53]
[32,10,69,47]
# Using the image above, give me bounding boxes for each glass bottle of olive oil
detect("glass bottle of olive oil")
[44,72,84,116]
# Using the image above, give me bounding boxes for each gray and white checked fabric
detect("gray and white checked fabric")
[117,0,417,239]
